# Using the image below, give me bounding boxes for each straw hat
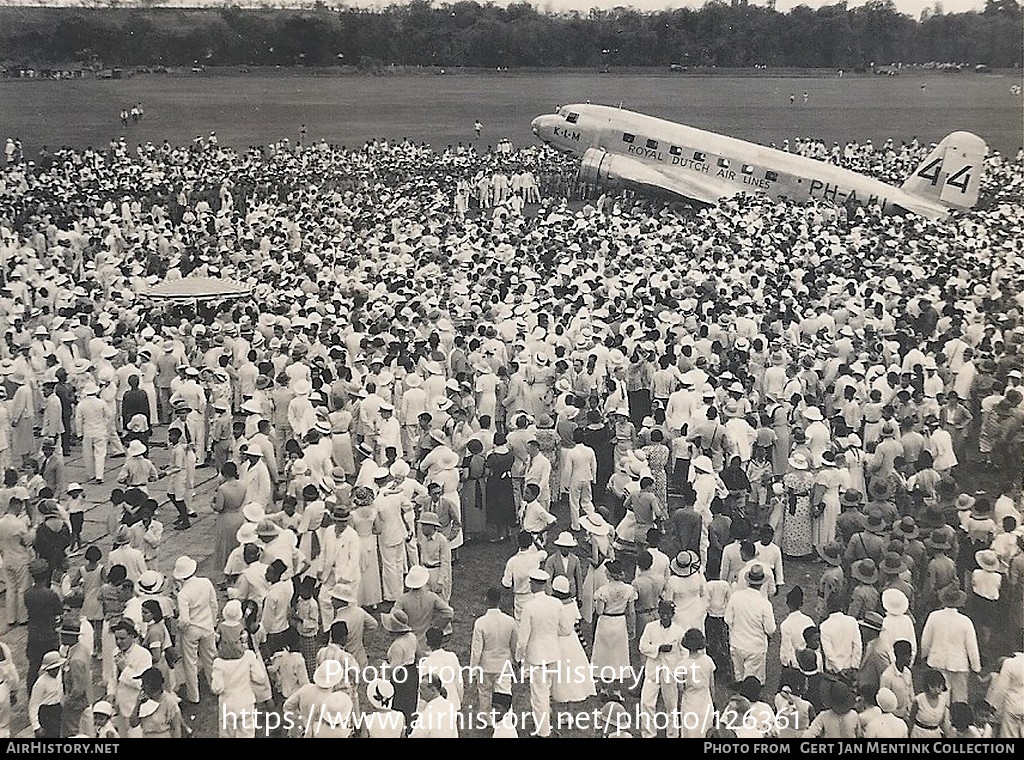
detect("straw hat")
[381,609,412,633]
[580,512,610,537]
[405,565,429,590]
[788,453,809,470]
[670,550,698,577]
[366,679,395,710]
[137,570,165,594]
[852,559,879,585]
[975,549,1001,572]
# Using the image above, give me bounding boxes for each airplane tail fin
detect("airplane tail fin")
[901,131,988,210]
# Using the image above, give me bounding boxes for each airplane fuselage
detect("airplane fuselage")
[533,104,956,217]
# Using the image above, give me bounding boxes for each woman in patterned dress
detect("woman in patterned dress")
[782,453,815,558]
[535,414,562,507]
[642,428,671,519]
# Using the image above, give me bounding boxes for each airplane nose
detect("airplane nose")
[531,116,542,136]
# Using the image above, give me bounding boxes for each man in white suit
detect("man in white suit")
[318,505,361,629]
[515,568,561,738]
[563,429,597,532]
[920,585,981,702]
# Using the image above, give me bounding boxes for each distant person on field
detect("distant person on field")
[474,119,482,137]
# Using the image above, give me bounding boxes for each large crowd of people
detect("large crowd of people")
[0,125,1022,739]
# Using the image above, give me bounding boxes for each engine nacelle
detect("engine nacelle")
[579,147,625,189]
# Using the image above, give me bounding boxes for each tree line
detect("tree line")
[0,0,1020,70]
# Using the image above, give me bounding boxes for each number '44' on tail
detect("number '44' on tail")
[901,131,988,210]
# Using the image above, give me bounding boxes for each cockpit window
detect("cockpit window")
[566,113,579,124]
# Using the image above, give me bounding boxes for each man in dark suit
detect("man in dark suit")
[662,503,702,559]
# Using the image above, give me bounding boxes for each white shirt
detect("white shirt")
[820,612,863,672]
[409,695,459,738]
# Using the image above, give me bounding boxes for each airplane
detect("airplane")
[530,104,988,219]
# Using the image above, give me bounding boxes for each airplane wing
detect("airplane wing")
[579,147,736,205]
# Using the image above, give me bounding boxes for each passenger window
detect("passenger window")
[669,146,682,156]
[646,138,658,150]
[622,133,635,143]
[566,113,579,124]
[765,170,779,182]
[717,157,730,168]
[693,151,706,162]
[742,164,754,175]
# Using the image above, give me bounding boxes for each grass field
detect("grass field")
[1,69,1021,157]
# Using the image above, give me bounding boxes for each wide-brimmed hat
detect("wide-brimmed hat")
[313,659,345,689]
[745,564,767,587]
[816,542,842,566]
[331,505,351,522]
[417,511,442,528]
[938,585,967,608]
[975,549,1001,572]
[242,502,265,523]
[869,479,895,501]
[580,512,610,536]
[892,516,919,540]
[126,440,147,457]
[925,528,952,552]
[137,570,165,593]
[256,519,281,540]
[92,700,115,717]
[859,611,884,631]
[366,679,395,710]
[840,489,863,508]
[670,550,698,577]
[852,559,879,584]
[954,494,976,512]
[329,583,356,605]
[881,588,909,615]
[381,608,413,633]
[865,512,888,535]
[40,651,66,672]
[879,553,906,576]
[112,525,131,547]
[236,523,260,545]
[553,531,577,548]
[173,555,197,581]
[788,453,809,470]
[405,565,429,590]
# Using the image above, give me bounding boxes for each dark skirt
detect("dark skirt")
[627,389,652,428]
[486,473,515,529]
[705,615,733,686]
[391,663,419,726]
[38,703,62,738]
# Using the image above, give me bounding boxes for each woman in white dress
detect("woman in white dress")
[678,628,716,738]
[210,637,270,738]
[350,486,383,609]
[662,551,708,635]
[591,561,637,691]
[550,576,596,704]
[580,511,615,631]
[138,350,159,423]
